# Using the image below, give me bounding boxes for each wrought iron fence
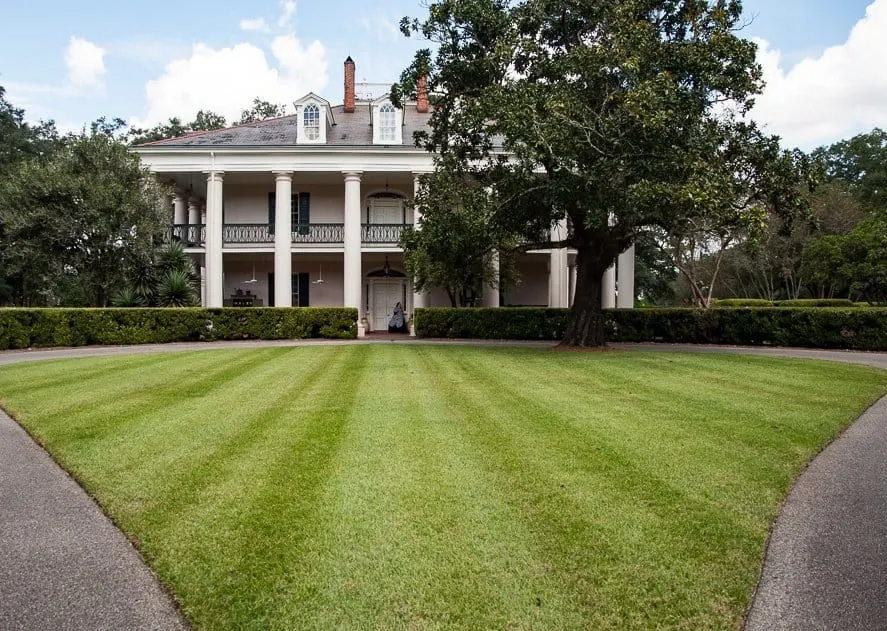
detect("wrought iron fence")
[224,224,273,243]
[291,223,344,244]
[362,223,411,244]
[170,224,205,246]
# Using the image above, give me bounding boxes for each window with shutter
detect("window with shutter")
[268,192,276,235]
[298,192,310,235]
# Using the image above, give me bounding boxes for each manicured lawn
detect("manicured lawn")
[0,346,884,630]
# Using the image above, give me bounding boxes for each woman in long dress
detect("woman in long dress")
[388,302,406,332]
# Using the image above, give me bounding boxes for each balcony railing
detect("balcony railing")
[167,223,410,246]
[362,223,411,244]
[170,224,205,246]
[224,223,273,243]
[292,223,345,244]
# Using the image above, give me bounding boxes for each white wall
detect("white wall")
[222,182,346,224]
[503,255,549,306]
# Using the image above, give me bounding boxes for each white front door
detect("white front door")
[372,280,405,331]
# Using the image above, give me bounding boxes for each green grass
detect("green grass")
[0,346,884,630]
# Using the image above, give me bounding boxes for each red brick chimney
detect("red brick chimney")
[416,74,428,113]
[344,56,356,113]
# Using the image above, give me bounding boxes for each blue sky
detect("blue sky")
[1,0,883,149]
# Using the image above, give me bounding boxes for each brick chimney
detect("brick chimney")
[416,74,428,113]
[344,56,356,113]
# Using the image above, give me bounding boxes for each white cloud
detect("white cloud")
[134,37,328,126]
[278,1,296,29]
[240,17,270,33]
[751,0,887,149]
[65,37,106,88]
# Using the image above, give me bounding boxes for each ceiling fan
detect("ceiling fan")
[242,262,258,284]
[312,263,325,284]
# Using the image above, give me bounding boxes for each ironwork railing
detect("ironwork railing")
[224,224,273,243]
[291,223,344,244]
[362,223,411,244]
[170,224,205,246]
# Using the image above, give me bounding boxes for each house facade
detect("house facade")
[134,58,635,334]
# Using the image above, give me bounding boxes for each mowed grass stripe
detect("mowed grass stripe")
[0,345,884,630]
[144,346,367,629]
[279,345,581,630]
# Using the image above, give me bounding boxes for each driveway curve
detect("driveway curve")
[0,340,885,630]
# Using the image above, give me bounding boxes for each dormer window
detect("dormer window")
[372,99,402,145]
[303,104,320,141]
[379,104,397,142]
[294,93,333,144]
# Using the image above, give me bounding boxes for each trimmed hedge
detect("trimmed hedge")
[713,298,862,308]
[415,307,887,350]
[0,307,358,350]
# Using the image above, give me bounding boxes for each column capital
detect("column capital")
[272,171,293,181]
[342,171,363,182]
[203,170,225,181]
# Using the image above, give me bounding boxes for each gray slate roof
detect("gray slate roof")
[138,104,432,148]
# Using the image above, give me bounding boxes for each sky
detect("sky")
[0,0,883,150]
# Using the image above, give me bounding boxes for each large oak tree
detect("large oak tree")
[395,0,810,346]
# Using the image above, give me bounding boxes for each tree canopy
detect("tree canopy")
[395,0,811,346]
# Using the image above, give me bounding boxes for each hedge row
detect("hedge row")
[415,307,887,350]
[0,308,358,350]
[713,298,861,308]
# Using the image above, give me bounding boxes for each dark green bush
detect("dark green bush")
[776,299,858,308]
[713,299,775,307]
[414,307,887,350]
[0,308,357,350]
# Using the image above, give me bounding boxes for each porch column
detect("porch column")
[411,173,427,329]
[273,172,293,307]
[548,219,569,307]
[187,197,200,246]
[172,191,187,226]
[569,263,577,306]
[601,264,616,309]
[617,244,636,309]
[483,251,500,308]
[204,171,224,307]
[343,171,364,335]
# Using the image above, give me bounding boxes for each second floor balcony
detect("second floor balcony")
[170,223,411,247]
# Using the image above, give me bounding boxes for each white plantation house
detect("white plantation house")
[134,58,635,334]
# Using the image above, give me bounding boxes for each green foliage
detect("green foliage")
[0,308,358,349]
[128,109,227,145]
[396,0,812,345]
[155,269,198,307]
[414,307,887,350]
[0,123,169,306]
[111,286,145,308]
[813,128,887,211]
[238,98,287,124]
[713,299,775,307]
[778,299,858,308]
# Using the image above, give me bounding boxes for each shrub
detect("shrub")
[713,299,775,307]
[414,307,887,350]
[0,307,357,350]
[776,299,858,308]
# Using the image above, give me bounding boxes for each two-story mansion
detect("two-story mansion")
[134,57,636,334]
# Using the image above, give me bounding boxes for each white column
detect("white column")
[172,191,187,225]
[204,171,224,308]
[273,172,293,307]
[411,173,427,320]
[343,171,364,335]
[617,244,636,309]
[188,197,200,226]
[602,264,616,309]
[569,264,577,306]
[548,219,569,307]
[483,251,500,308]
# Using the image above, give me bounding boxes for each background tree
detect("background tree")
[238,98,287,124]
[395,0,810,345]
[402,170,516,306]
[0,117,169,306]
[128,109,227,145]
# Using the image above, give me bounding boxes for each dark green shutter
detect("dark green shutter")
[290,193,298,232]
[268,272,275,306]
[268,192,276,235]
[297,273,309,307]
[298,192,310,235]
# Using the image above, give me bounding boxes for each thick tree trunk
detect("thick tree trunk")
[560,247,607,347]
